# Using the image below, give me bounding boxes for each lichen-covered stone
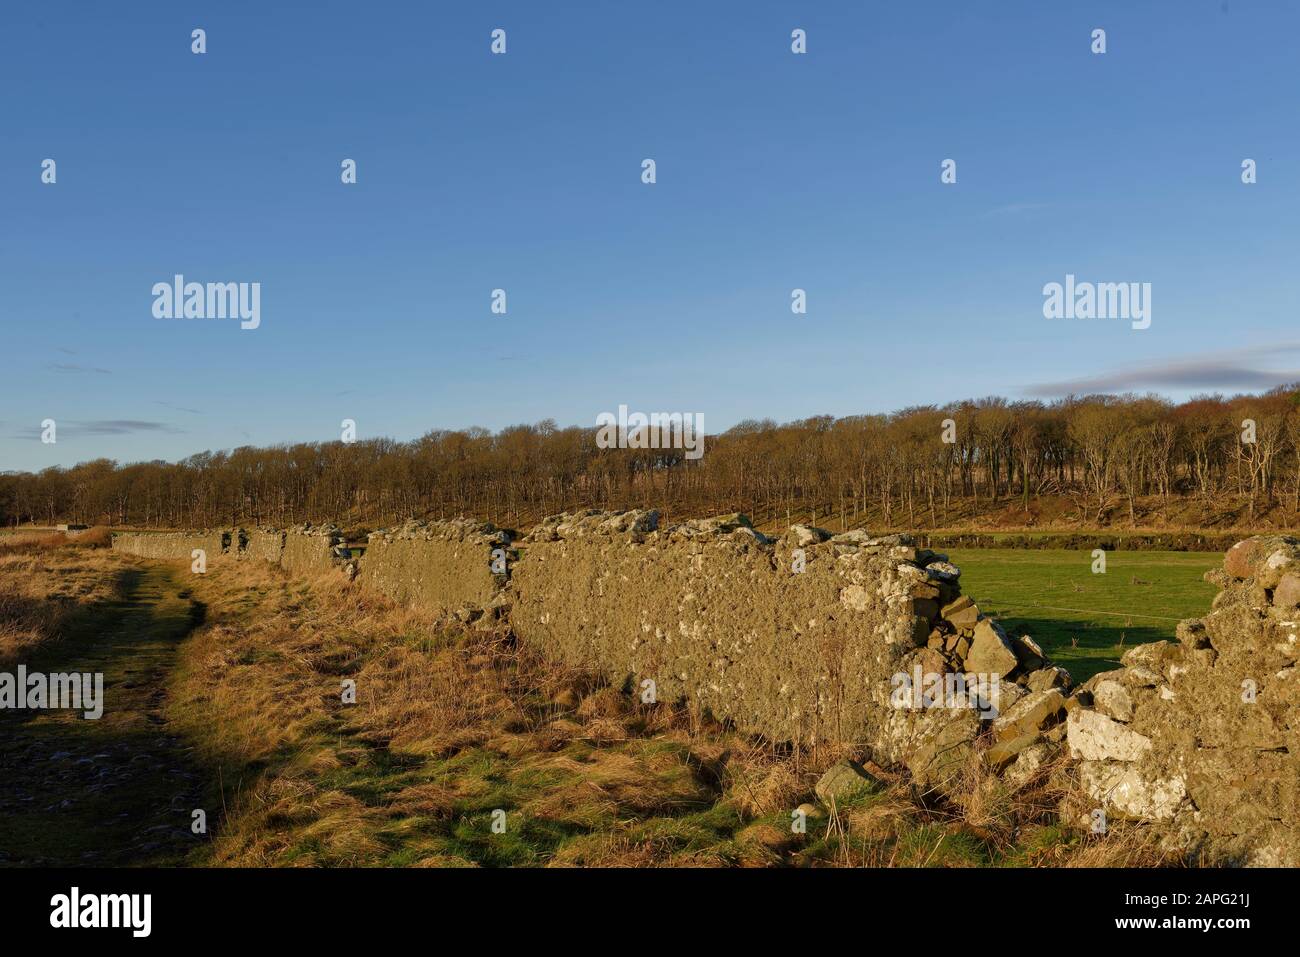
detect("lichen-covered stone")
[1067,710,1152,761]
[815,759,879,805]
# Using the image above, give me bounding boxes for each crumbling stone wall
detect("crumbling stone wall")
[99,515,1069,788]
[279,524,344,576]
[359,519,508,617]
[111,530,227,560]
[1063,535,1300,865]
[243,528,286,565]
[506,510,1057,765]
[104,515,1300,857]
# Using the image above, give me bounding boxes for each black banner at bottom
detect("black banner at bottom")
[0,866,1277,942]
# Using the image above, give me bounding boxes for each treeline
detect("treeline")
[4,389,1300,532]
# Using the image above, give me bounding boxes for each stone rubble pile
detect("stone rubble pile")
[368,517,510,547]
[523,509,661,542]
[1061,534,1300,865]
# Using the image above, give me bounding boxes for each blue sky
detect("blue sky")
[4,0,1299,471]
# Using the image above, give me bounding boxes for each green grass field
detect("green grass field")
[948,549,1220,682]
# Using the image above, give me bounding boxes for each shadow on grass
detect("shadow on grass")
[0,564,211,867]
[992,615,1170,683]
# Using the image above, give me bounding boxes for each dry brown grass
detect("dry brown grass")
[0,525,113,553]
[0,546,128,667]
[71,525,114,548]
[0,531,69,551]
[165,559,817,865]
[173,562,579,772]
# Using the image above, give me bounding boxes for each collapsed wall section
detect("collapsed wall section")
[359,519,508,617]
[111,530,227,560]
[1064,534,1300,865]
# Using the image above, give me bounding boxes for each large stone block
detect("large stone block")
[1067,709,1152,762]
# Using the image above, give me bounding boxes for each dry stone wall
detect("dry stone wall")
[279,524,345,576]
[1064,534,1300,865]
[111,530,227,560]
[109,512,1060,780]
[130,524,334,576]
[507,510,1056,767]
[243,528,286,565]
[110,513,1300,859]
[359,519,508,617]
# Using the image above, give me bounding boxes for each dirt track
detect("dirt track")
[0,565,208,866]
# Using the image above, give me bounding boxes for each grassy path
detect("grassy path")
[0,563,209,866]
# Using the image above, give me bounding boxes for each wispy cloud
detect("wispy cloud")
[984,201,1052,217]
[13,420,185,440]
[1025,343,1300,397]
[48,362,111,375]
[152,400,204,415]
